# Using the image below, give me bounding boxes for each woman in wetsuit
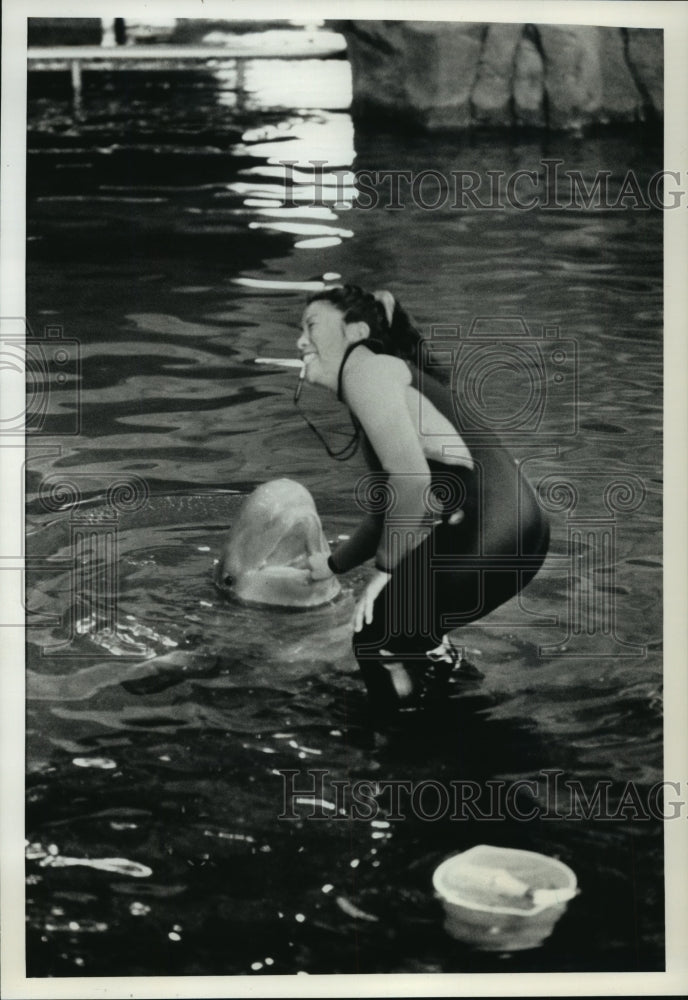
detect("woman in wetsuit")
[296,284,549,711]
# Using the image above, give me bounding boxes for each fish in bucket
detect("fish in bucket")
[432,844,578,951]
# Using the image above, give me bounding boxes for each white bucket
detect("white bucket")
[433,844,577,951]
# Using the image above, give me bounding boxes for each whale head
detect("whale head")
[215,479,341,608]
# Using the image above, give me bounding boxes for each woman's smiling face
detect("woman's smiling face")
[297,300,367,391]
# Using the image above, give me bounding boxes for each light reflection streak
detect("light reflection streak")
[211,37,355,261]
[293,237,342,249]
[220,181,356,206]
[248,220,353,238]
[240,164,355,188]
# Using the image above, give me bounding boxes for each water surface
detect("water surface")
[25,61,663,976]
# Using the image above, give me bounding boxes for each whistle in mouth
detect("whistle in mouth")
[294,363,306,404]
[254,357,304,368]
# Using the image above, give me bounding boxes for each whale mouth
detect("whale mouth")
[216,479,342,609]
[259,521,313,567]
[221,564,340,610]
[216,517,341,608]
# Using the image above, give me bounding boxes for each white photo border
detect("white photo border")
[2,0,686,996]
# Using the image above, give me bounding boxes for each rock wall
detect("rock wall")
[337,21,663,131]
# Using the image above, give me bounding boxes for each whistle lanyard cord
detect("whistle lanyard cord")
[295,406,361,461]
[292,338,385,461]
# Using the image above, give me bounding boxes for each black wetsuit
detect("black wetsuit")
[327,343,550,699]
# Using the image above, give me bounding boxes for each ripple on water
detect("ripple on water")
[25,90,664,975]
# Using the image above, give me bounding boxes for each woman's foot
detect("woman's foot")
[358,642,485,717]
[358,656,426,714]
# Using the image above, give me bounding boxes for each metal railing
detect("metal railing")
[28,41,347,109]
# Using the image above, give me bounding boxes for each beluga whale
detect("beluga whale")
[215,479,341,608]
[26,481,351,703]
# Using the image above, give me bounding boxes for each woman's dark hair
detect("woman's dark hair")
[298,285,431,461]
[306,284,425,369]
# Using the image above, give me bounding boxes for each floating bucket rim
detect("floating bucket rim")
[432,845,577,917]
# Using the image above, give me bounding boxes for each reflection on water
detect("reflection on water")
[25,54,663,976]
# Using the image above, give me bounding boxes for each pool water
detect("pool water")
[25,62,663,975]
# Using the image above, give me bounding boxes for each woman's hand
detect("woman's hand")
[307,552,334,581]
[353,570,392,632]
